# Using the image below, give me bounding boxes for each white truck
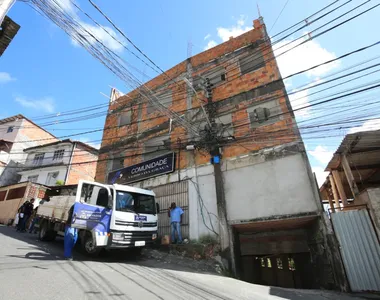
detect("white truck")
[36,180,159,256]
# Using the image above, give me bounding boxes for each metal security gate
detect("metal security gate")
[331,209,380,292]
[151,181,189,239]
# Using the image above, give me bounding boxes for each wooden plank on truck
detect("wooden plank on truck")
[37,196,75,222]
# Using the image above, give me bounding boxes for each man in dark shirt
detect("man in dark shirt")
[17,199,35,232]
[22,199,35,232]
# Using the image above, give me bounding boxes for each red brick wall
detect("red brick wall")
[95,19,299,183]
[66,144,98,185]
[20,119,58,145]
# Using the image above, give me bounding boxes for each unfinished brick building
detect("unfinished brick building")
[96,18,346,290]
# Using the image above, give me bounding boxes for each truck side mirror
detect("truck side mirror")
[108,194,113,209]
[156,203,160,213]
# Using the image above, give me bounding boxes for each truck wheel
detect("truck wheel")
[81,232,100,256]
[39,221,56,242]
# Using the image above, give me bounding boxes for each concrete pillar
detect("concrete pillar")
[329,174,341,209]
[332,170,348,207]
[341,154,360,198]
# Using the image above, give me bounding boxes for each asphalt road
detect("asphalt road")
[0,225,368,300]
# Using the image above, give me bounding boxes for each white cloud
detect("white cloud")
[274,36,340,78]
[284,78,292,88]
[349,119,380,134]
[57,0,123,52]
[204,40,217,50]
[77,137,100,149]
[14,96,55,113]
[0,72,16,84]
[204,16,251,49]
[217,16,251,42]
[288,88,310,118]
[73,22,124,52]
[312,166,330,188]
[308,145,333,164]
[288,78,325,118]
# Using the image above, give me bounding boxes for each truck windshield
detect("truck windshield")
[115,191,156,214]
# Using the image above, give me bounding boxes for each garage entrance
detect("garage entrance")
[234,216,318,289]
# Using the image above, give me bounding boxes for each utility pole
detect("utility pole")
[203,78,235,273]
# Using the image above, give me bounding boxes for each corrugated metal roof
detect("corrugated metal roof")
[326,130,380,171]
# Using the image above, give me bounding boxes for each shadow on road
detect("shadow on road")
[0,225,219,275]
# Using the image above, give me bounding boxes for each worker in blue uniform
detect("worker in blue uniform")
[64,204,78,260]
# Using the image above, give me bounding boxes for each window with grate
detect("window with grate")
[46,172,59,186]
[239,53,265,75]
[53,149,65,161]
[119,110,132,126]
[33,153,45,165]
[288,257,296,271]
[249,107,271,124]
[7,126,14,133]
[276,258,283,269]
[27,175,39,183]
[112,157,124,171]
[260,258,266,267]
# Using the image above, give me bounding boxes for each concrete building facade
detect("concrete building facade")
[0,115,57,186]
[18,139,99,186]
[95,18,343,289]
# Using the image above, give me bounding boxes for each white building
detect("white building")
[0,115,57,186]
[18,139,99,186]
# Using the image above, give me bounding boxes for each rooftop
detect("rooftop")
[320,129,380,198]
[0,114,56,139]
[23,138,99,154]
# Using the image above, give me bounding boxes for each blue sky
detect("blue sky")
[1,0,380,185]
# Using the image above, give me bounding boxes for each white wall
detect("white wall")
[0,119,23,165]
[19,165,68,186]
[188,170,220,239]
[124,149,320,240]
[0,119,21,142]
[224,153,319,222]
[24,142,73,167]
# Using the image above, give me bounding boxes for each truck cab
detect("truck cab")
[37,180,159,256]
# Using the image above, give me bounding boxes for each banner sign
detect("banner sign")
[71,202,111,234]
[108,152,176,184]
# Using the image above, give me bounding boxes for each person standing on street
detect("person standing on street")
[168,202,184,244]
[22,198,35,232]
[28,206,39,234]
[64,204,78,260]
[16,202,26,232]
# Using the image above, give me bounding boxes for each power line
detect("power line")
[269,0,291,33]
[15,0,349,127]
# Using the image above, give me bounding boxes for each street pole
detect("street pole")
[204,78,236,274]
